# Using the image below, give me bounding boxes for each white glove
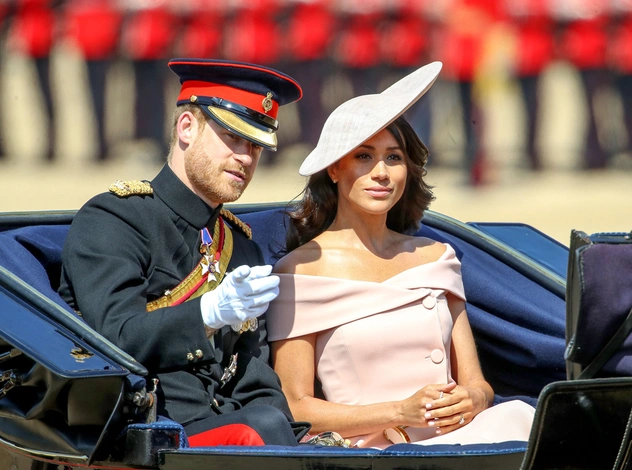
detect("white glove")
[200,264,280,329]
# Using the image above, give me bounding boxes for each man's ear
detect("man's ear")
[176,111,198,145]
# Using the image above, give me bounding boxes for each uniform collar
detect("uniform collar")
[152,164,221,229]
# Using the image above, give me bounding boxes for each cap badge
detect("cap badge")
[262,92,273,113]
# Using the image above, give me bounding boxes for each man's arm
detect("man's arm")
[222,314,294,419]
[60,196,214,370]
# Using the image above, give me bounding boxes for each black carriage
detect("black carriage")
[0,204,629,469]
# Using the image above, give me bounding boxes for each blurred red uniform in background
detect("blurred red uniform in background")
[609,0,632,159]
[0,0,10,158]
[223,0,283,163]
[507,0,555,170]
[121,0,177,159]
[380,0,433,152]
[284,0,337,148]
[175,0,224,59]
[556,0,610,169]
[63,0,122,160]
[224,0,281,66]
[9,0,58,160]
[10,0,56,58]
[335,6,384,97]
[436,0,505,185]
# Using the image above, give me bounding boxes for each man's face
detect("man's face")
[184,118,263,206]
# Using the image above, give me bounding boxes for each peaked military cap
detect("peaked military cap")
[168,58,303,151]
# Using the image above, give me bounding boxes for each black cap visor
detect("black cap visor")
[179,97,278,151]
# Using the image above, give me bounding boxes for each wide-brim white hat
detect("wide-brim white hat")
[299,61,442,176]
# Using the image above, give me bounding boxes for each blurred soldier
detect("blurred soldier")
[506,0,555,171]
[333,1,385,98]
[62,0,122,161]
[59,58,308,446]
[173,0,224,59]
[555,0,610,169]
[435,0,505,185]
[120,0,177,160]
[0,0,11,159]
[0,1,9,34]
[283,0,337,148]
[223,0,281,68]
[8,0,59,160]
[609,0,632,160]
[380,0,433,148]
[223,0,283,165]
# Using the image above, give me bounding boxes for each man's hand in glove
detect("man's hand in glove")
[200,265,280,329]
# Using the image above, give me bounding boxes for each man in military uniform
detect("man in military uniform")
[59,59,307,446]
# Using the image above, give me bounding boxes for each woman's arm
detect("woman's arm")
[422,293,494,434]
[450,295,494,405]
[271,335,442,437]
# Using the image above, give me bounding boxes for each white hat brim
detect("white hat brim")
[299,61,442,176]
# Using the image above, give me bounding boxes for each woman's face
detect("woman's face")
[329,128,408,216]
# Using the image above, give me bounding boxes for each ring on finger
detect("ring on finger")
[459,413,465,425]
[439,391,443,399]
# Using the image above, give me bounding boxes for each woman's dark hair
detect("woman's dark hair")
[284,115,435,253]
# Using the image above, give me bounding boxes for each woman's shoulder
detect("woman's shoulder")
[406,235,451,263]
[275,235,453,276]
[273,240,323,275]
[409,235,445,249]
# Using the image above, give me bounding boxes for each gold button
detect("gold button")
[195,349,203,359]
[186,352,194,361]
[190,94,198,103]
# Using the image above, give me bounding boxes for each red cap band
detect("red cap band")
[178,81,279,118]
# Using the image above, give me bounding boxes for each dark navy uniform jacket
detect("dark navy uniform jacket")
[58,165,292,426]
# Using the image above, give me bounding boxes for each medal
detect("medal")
[146,218,229,312]
[201,255,219,282]
[199,227,213,254]
[199,225,224,283]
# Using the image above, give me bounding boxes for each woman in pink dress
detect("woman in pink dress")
[265,62,535,449]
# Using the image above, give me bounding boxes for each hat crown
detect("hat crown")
[299,61,442,176]
[169,58,302,105]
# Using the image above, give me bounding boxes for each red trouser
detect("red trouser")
[184,405,299,447]
[188,423,265,446]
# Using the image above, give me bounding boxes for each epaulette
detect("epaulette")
[220,208,252,239]
[108,180,154,197]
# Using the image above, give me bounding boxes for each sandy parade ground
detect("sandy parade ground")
[2,156,631,246]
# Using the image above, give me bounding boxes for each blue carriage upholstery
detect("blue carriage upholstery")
[0,207,569,464]
[0,224,73,314]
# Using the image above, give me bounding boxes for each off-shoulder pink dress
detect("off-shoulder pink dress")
[267,244,535,449]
